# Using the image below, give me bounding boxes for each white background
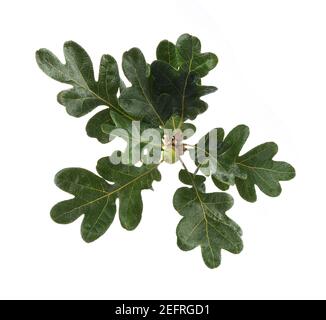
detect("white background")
[0,0,325,300]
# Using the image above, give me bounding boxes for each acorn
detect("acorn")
[163,131,184,164]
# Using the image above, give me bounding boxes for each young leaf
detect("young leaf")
[51,160,161,242]
[174,170,243,268]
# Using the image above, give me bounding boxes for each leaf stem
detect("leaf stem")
[193,163,202,175]
[179,157,190,173]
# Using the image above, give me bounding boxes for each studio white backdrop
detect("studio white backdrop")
[0,0,325,300]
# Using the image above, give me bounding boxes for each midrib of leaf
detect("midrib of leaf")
[57,165,159,217]
[167,43,172,65]
[237,162,293,175]
[179,56,193,127]
[196,143,291,177]
[178,196,197,211]
[83,197,110,241]
[237,145,272,164]
[62,180,107,194]
[184,169,216,264]
[203,204,239,244]
[75,80,134,121]
[48,59,135,121]
[181,164,240,264]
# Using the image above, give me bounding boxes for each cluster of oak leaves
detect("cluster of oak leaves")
[36,34,295,268]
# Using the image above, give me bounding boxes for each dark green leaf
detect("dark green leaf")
[153,34,219,123]
[50,168,116,242]
[191,125,296,201]
[176,34,218,77]
[97,157,161,230]
[235,143,296,202]
[119,48,170,126]
[157,34,218,78]
[151,60,217,121]
[51,161,161,242]
[36,42,132,120]
[174,171,243,268]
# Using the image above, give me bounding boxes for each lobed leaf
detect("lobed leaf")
[235,142,296,202]
[174,170,243,268]
[157,34,218,78]
[51,160,161,242]
[191,125,296,202]
[36,41,134,142]
[119,48,171,127]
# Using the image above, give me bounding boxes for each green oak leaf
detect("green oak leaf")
[51,160,161,242]
[151,60,217,122]
[235,142,296,202]
[156,34,218,78]
[191,125,296,201]
[36,42,131,118]
[153,34,218,122]
[119,48,172,127]
[174,170,243,269]
[97,157,161,229]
